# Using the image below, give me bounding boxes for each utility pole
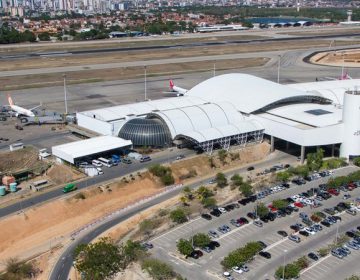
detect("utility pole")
[213,63,216,77]
[63,74,68,115]
[144,66,147,101]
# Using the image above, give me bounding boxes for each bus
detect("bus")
[63,183,77,193]
[98,157,113,167]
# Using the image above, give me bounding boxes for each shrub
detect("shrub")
[221,242,262,269]
[201,197,217,208]
[215,172,228,188]
[274,263,300,280]
[218,149,227,164]
[142,258,176,280]
[353,157,360,167]
[74,192,86,200]
[177,239,193,256]
[322,158,347,169]
[294,256,309,270]
[317,247,329,257]
[170,208,188,224]
[192,233,211,248]
[239,182,253,197]
[149,164,175,186]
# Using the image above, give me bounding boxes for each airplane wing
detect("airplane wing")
[29,103,42,111]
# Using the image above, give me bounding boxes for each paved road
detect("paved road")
[0,148,193,218]
[149,166,360,280]
[50,151,293,280]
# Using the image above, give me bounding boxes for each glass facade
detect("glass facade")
[119,118,172,147]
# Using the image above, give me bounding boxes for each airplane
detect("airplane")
[168,80,188,96]
[6,95,41,117]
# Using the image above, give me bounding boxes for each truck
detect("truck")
[111,154,120,164]
[63,183,77,193]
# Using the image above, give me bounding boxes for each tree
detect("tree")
[221,242,262,269]
[141,258,176,280]
[306,148,324,171]
[231,174,243,186]
[218,149,227,164]
[161,173,175,186]
[274,263,300,279]
[183,186,193,199]
[170,208,188,224]
[73,237,127,280]
[201,197,217,208]
[196,186,213,200]
[353,157,360,167]
[38,32,51,41]
[295,256,309,270]
[239,182,253,197]
[317,247,329,257]
[345,276,360,280]
[272,199,289,210]
[192,233,211,248]
[288,165,309,178]
[177,239,193,256]
[215,172,228,188]
[4,257,37,279]
[256,203,269,218]
[276,171,291,182]
[22,30,36,42]
[123,240,146,262]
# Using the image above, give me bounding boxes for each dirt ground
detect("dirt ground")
[0,146,47,174]
[310,48,360,67]
[0,173,162,270]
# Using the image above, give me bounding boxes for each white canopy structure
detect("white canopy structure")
[76,73,360,160]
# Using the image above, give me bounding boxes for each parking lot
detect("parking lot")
[150,166,360,280]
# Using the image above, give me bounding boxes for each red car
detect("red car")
[328,188,339,196]
[347,183,356,191]
[294,202,304,208]
[268,204,278,212]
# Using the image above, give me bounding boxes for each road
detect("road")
[0,147,193,218]
[50,151,294,280]
[149,166,360,280]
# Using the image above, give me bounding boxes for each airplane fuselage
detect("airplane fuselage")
[10,105,35,117]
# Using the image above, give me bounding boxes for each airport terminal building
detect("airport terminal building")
[76,73,360,162]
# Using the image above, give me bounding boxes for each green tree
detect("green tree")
[288,165,309,177]
[306,148,324,171]
[183,186,193,199]
[353,157,360,167]
[274,263,300,279]
[218,149,227,164]
[123,240,146,262]
[221,242,262,269]
[161,173,175,186]
[256,203,269,218]
[239,182,253,197]
[38,32,51,41]
[276,171,291,182]
[73,237,127,280]
[4,257,37,279]
[317,247,329,257]
[272,199,289,210]
[295,256,309,270]
[192,233,211,248]
[201,197,217,208]
[345,276,360,280]
[196,185,213,200]
[170,208,188,224]
[231,174,243,186]
[141,258,176,280]
[215,172,228,188]
[177,239,193,256]
[21,30,36,42]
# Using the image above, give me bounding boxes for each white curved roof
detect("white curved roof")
[288,79,360,105]
[186,73,323,114]
[152,102,263,143]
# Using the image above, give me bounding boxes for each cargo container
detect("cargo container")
[9,183,17,192]
[0,186,6,196]
[2,176,15,186]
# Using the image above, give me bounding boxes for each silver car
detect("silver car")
[288,235,301,243]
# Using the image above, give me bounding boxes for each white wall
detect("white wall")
[340,91,360,158]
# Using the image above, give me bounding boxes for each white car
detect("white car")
[304,227,316,235]
[232,266,243,274]
[292,195,300,201]
[218,207,227,213]
[96,167,104,175]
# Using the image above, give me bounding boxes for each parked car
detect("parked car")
[259,251,271,259]
[253,220,263,227]
[232,266,243,274]
[277,230,288,237]
[208,230,219,238]
[257,241,267,249]
[331,248,344,259]
[210,209,222,217]
[299,230,310,237]
[209,241,220,248]
[288,235,301,243]
[201,213,212,220]
[230,219,240,227]
[346,209,357,216]
[308,252,319,261]
[247,212,257,219]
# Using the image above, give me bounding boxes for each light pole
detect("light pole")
[341,52,345,79]
[213,63,216,77]
[63,74,68,115]
[144,65,147,101]
[277,55,281,84]
[282,249,287,280]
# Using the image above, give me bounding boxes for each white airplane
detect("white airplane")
[169,80,188,96]
[6,95,41,117]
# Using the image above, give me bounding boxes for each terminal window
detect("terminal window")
[305,109,332,116]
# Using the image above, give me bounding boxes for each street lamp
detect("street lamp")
[144,65,147,101]
[63,74,68,115]
[277,55,281,84]
[282,249,287,280]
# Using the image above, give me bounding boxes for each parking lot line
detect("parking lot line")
[300,254,331,275]
[151,217,201,242]
[215,222,253,241]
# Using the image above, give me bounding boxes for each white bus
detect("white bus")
[98,157,113,167]
[92,159,103,167]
